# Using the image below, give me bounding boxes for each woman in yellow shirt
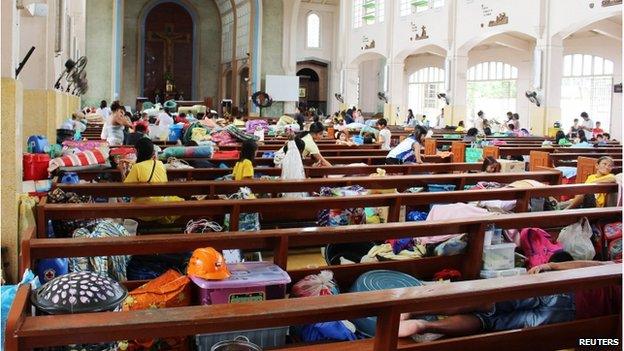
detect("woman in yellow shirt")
[566,156,616,209]
[119,138,182,222]
[232,139,257,180]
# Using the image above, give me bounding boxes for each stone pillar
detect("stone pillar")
[343,67,359,108]
[387,62,406,125]
[529,37,563,136]
[447,54,468,127]
[83,0,115,107]
[1,78,24,284]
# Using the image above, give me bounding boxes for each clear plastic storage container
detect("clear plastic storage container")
[482,243,516,270]
[480,267,527,279]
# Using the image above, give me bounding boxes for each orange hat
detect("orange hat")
[187,247,231,280]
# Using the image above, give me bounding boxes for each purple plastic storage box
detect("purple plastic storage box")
[190,261,291,305]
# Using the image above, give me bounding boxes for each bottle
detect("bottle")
[46,220,55,238]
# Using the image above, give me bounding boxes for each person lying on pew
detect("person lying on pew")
[482,156,501,173]
[232,140,258,180]
[398,252,620,340]
[386,126,427,165]
[564,156,616,209]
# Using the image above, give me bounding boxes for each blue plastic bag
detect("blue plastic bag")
[2,270,37,350]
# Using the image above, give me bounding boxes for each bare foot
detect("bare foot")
[398,319,427,337]
[400,313,411,321]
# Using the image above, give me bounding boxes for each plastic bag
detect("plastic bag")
[2,270,37,350]
[558,217,596,260]
[292,271,338,297]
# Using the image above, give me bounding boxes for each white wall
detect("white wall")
[296,3,335,63]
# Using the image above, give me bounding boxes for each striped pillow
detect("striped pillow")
[48,148,109,172]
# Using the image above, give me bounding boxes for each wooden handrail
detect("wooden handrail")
[7,264,621,350]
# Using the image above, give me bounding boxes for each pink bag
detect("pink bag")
[519,228,563,268]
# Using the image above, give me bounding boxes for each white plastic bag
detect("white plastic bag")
[558,217,595,260]
[291,270,337,297]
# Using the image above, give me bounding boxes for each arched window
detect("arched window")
[407,67,445,119]
[306,13,320,48]
[561,54,614,133]
[466,61,519,130]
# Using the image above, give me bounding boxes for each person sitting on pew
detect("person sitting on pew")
[455,121,465,132]
[386,126,427,165]
[565,156,616,209]
[232,140,258,180]
[463,128,479,142]
[603,132,611,141]
[555,130,571,146]
[301,122,332,167]
[124,123,147,146]
[505,123,517,136]
[377,118,392,151]
[482,156,501,173]
[336,131,355,146]
[398,253,620,340]
[594,134,608,147]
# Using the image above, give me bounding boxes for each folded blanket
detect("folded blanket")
[48,148,109,172]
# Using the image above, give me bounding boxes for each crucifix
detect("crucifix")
[147,24,190,81]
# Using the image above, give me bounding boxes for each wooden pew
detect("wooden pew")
[484,146,622,160]
[55,171,563,198]
[9,208,622,351]
[530,150,622,171]
[69,163,484,182]
[168,155,450,167]
[37,182,617,237]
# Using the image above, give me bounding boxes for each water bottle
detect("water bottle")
[46,220,55,238]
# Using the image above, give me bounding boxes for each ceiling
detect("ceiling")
[470,32,536,52]
[566,15,622,41]
[300,0,338,5]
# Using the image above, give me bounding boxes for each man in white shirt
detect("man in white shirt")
[157,108,174,127]
[580,112,593,139]
[377,118,392,151]
[97,100,112,140]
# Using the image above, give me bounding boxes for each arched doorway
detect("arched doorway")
[296,60,328,113]
[143,2,194,102]
[239,67,249,115]
[297,68,320,111]
[224,70,233,100]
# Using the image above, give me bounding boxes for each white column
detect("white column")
[530,37,563,136]
[387,61,405,125]
[448,54,468,126]
[2,0,20,78]
[281,0,300,114]
[343,67,359,108]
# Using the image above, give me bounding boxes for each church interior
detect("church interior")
[1,0,623,349]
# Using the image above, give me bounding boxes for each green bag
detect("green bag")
[465,147,483,163]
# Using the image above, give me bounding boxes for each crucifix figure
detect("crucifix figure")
[147,24,191,80]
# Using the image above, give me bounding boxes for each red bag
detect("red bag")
[212,150,239,159]
[593,221,622,261]
[23,153,50,180]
